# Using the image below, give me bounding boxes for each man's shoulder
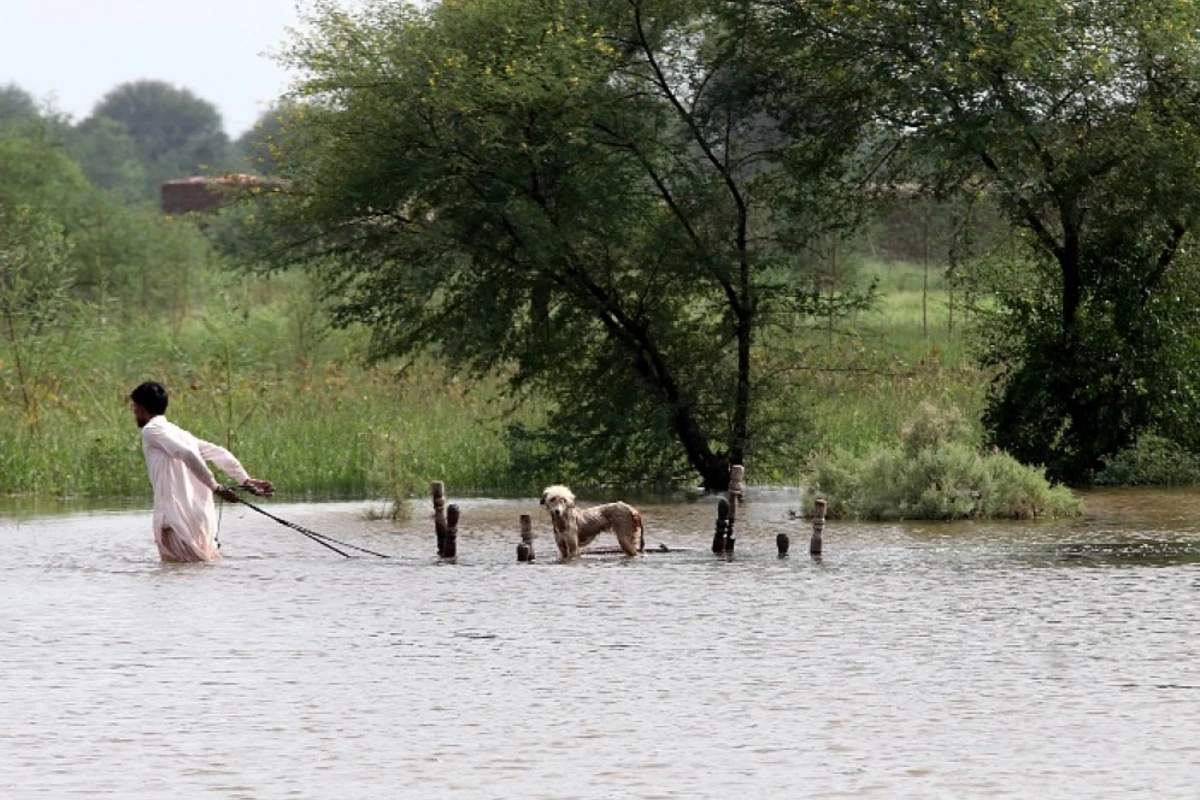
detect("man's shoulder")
[142,416,192,441]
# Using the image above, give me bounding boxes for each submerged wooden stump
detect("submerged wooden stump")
[810,498,827,558]
[433,481,458,558]
[583,543,690,555]
[444,503,459,559]
[517,514,535,562]
[712,497,730,554]
[711,465,746,555]
[725,465,743,554]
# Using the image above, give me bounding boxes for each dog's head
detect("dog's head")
[540,485,576,523]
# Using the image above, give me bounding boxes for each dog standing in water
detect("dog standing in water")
[540,485,645,559]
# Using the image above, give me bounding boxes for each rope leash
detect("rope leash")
[228,487,393,559]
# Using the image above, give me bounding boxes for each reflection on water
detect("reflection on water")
[1054,540,1200,568]
[1,487,1198,798]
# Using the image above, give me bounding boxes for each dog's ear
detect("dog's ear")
[540,492,547,506]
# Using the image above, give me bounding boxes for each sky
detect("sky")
[0,0,316,137]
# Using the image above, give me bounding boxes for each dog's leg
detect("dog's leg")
[614,508,644,556]
[553,522,578,560]
[554,529,570,560]
[616,521,639,556]
[566,529,580,560]
[563,514,583,560]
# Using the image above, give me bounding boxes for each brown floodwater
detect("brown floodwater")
[1,487,1198,798]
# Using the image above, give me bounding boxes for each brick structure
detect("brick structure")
[161,174,282,215]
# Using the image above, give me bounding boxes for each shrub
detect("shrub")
[1094,433,1200,486]
[801,400,1080,520]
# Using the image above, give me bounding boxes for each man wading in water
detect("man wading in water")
[130,381,275,563]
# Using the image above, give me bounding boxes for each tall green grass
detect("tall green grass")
[783,261,1082,518]
[1,259,993,500]
[0,295,522,499]
[781,259,988,459]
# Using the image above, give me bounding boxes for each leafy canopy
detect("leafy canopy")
[784,0,1200,481]
[254,0,883,488]
[87,79,235,200]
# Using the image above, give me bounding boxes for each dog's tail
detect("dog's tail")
[634,509,645,553]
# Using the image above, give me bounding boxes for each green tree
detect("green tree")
[0,126,97,230]
[255,0,881,489]
[784,0,1200,482]
[235,102,301,176]
[87,80,234,201]
[0,83,38,126]
[0,124,214,317]
[66,116,147,202]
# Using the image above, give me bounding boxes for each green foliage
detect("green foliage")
[0,206,79,433]
[0,122,214,316]
[0,83,38,125]
[802,400,1080,520]
[1095,433,1200,487]
[0,294,520,499]
[0,207,1075,503]
[787,0,1200,483]
[12,4,1200,501]
[1,78,240,205]
[235,102,301,176]
[254,0,884,489]
[898,399,973,458]
[976,248,1200,483]
[86,79,235,200]
[66,116,147,202]
[0,124,95,215]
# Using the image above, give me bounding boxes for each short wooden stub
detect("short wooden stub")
[712,497,730,554]
[777,532,790,556]
[443,503,459,559]
[728,464,745,495]
[432,481,448,556]
[724,464,744,554]
[810,498,827,557]
[517,513,535,562]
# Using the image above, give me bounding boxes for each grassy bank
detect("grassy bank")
[782,259,987,461]
[1,260,987,500]
[0,291,518,499]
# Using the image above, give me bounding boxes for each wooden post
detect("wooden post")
[810,498,827,557]
[517,514,534,562]
[432,481,447,556]
[444,503,459,559]
[725,465,744,554]
[712,498,729,554]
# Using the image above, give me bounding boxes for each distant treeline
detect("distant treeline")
[0,76,1010,330]
[0,79,284,207]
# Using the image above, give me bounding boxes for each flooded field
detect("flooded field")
[2,487,1198,798]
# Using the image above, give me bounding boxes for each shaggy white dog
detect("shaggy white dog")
[540,485,645,559]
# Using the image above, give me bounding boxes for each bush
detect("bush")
[801,400,1080,520]
[1094,433,1200,486]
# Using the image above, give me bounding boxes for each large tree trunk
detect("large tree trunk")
[672,407,731,492]
[614,302,742,492]
[729,312,752,471]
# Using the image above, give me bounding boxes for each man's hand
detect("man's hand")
[241,478,276,498]
[214,485,241,503]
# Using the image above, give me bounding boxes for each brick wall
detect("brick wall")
[161,175,282,215]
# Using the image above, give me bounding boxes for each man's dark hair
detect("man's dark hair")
[130,381,169,416]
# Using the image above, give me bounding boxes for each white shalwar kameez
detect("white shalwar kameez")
[141,416,250,563]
